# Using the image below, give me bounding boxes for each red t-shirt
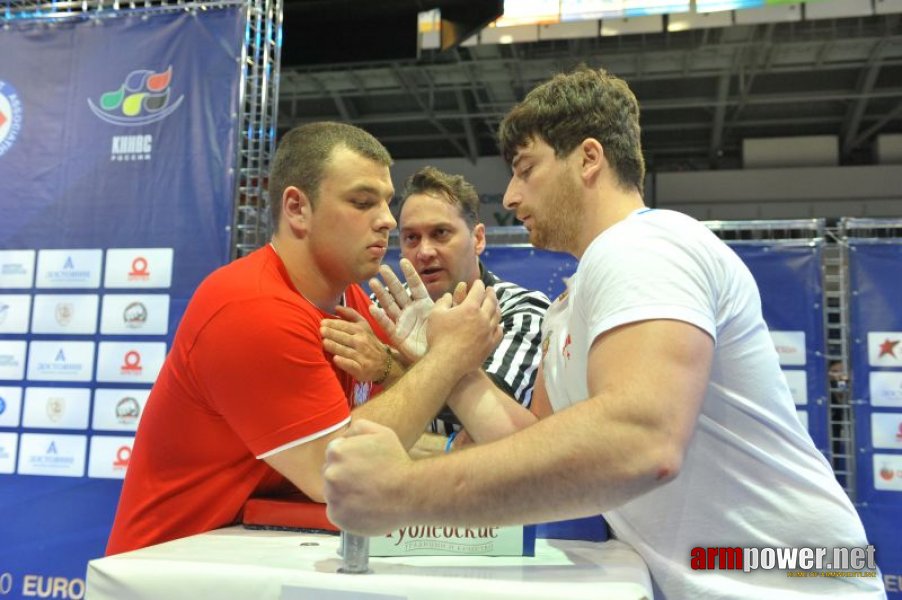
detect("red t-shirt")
[106,245,386,554]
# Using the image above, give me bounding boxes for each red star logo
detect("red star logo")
[0,110,7,128]
[879,338,900,358]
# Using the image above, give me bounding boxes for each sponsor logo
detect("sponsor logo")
[46,256,92,284]
[113,445,131,470]
[88,435,134,478]
[21,575,85,599]
[122,301,148,328]
[0,352,21,368]
[104,248,173,289]
[128,257,150,281]
[55,302,74,326]
[110,133,152,162]
[88,66,183,126]
[387,526,500,552]
[871,413,902,449]
[0,79,23,157]
[89,66,182,163]
[18,433,86,476]
[0,395,5,416]
[775,345,800,359]
[29,344,92,380]
[101,294,168,335]
[879,338,900,359]
[1,262,27,276]
[36,250,102,289]
[0,342,27,379]
[23,387,89,429]
[115,396,140,425]
[562,333,572,360]
[46,397,65,422]
[873,454,902,491]
[97,341,165,383]
[770,331,807,366]
[0,250,34,288]
[0,295,31,334]
[32,295,98,334]
[871,372,902,407]
[121,350,143,375]
[868,332,902,366]
[32,441,74,468]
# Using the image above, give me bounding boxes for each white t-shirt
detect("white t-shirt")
[541,208,885,599]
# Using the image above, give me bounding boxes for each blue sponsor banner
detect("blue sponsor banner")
[481,246,576,300]
[729,243,830,455]
[0,7,243,598]
[859,503,902,598]
[847,240,902,597]
[848,241,902,503]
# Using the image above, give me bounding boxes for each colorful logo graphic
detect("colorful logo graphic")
[116,396,141,424]
[121,350,143,375]
[88,66,183,126]
[113,445,131,469]
[879,338,900,359]
[129,257,150,280]
[55,302,74,327]
[46,397,65,422]
[123,302,148,328]
[0,80,23,157]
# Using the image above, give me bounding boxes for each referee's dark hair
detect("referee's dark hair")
[400,166,480,229]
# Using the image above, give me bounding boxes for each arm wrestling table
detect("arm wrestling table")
[86,525,653,600]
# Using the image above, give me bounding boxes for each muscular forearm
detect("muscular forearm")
[352,347,470,450]
[408,432,448,459]
[400,395,679,527]
[378,349,406,387]
[447,370,537,443]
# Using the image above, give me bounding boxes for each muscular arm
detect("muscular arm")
[446,369,539,443]
[325,318,713,533]
[435,287,548,440]
[267,283,501,503]
[265,346,473,501]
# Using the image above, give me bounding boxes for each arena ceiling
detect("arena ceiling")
[278,1,902,172]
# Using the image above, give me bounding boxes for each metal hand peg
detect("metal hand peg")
[338,531,370,574]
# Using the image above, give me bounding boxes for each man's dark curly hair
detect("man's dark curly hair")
[499,66,645,195]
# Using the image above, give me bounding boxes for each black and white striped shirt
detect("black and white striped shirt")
[431,262,550,435]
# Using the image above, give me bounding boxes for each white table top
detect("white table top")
[87,526,653,600]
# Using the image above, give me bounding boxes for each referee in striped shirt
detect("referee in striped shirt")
[394,167,550,454]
